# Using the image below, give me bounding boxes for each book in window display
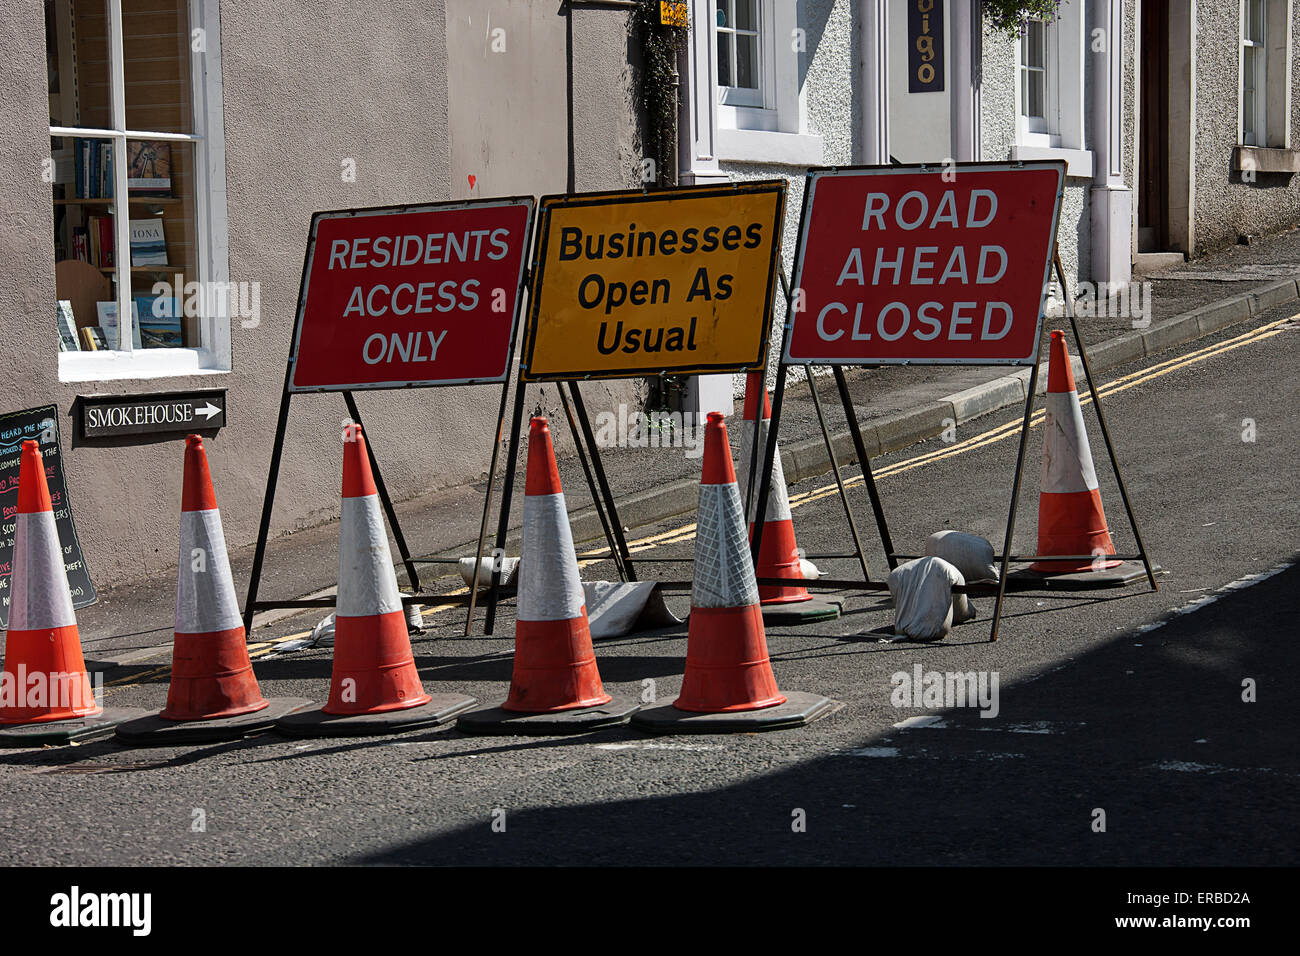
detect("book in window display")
[137,296,183,349]
[96,301,143,350]
[56,300,79,352]
[126,141,172,196]
[128,218,168,266]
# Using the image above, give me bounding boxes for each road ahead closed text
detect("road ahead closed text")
[523,184,784,381]
[290,199,533,391]
[786,164,1064,365]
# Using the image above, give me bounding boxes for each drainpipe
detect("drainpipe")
[858,0,890,164]
[949,0,980,162]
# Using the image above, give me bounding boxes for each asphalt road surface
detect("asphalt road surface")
[1,306,1297,866]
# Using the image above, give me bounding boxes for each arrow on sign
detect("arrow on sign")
[195,402,222,420]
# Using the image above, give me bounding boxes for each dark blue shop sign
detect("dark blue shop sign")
[908,0,945,93]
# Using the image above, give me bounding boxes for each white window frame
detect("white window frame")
[52,0,231,383]
[1241,0,1267,146]
[1009,0,1093,178]
[683,0,822,172]
[1018,17,1054,140]
[715,0,767,110]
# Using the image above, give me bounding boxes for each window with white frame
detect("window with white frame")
[1242,0,1267,145]
[1017,17,1057,143]
[47,0,230,382]
[715,0,765,108]
[1010,2,1091,178]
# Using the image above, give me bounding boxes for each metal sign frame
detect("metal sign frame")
[752,162,1157,642]
[784,161,1065,367]
[244,197,537,636]
[475,181,789,633]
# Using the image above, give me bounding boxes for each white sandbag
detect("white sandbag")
[309,612,336,648]
[583,581,683,638]
[458,555,521,590]
[925,530,999,583]
[798,557,822,580]
[888,556,969,641]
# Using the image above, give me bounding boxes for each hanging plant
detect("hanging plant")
[982,0,1062,37]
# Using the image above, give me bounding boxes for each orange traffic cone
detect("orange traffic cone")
[277,424,474,736]
[738,371,840,624]
[458,416,637,734]
[0,440,140,745]
[1020,332,1146,586]
[118,436,308,744]
[633,413,838,734]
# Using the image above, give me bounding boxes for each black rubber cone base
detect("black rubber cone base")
[457,693,640,735]
[761,596,842,625]
[0,707,146,747]
[115,697,312,746]
[632,691,842,735]
[274,693,476,738]
[1008,561,1156,591]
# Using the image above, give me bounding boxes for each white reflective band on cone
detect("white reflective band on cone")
[176,508,243,634]
[693,482,760,609]
[9,510,76,630]
[518,491,585,622]
[1041,391,1100,494]
[737,419,793,523]
[337,495,404,617]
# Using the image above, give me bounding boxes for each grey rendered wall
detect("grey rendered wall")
[0,0,641,588]
[1191,0,1300,253]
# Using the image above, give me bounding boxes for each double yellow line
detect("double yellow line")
[104,315,1291,694]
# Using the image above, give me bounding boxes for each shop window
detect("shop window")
[47,0,230,381]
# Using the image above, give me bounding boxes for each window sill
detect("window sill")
[1233,145,1300,173]
[58,348,230,383]
[716,128,824,167]
[1010,144,1093,179]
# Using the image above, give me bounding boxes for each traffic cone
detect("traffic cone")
[117,436,309,745]
[0,441,141,745]
[1020,331,1145,587]
[633,413,839,734]
[277,424,474,736]
[458,416,638,734]
[738,371,841,624]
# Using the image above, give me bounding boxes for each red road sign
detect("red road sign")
[784,162,1064,366]
[289,198,534,391]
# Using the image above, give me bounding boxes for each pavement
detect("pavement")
[1,233,1298,866]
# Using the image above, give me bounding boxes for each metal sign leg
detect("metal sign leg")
[464,377,516,636]
[567,382,637,582]
[1052,252,1159,591]
[242,367,294,636]
[484,379,530,636]
[749,363,787,567]
[559,382,629,582]
[343,391,420,593]
[832,366,897,570]
[806,365,871,583]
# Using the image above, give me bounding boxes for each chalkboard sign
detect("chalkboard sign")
[0,405,96,630]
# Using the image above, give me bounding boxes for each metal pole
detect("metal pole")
[567,382,637,581]
[485,377,529,635]
[989,350,1043,642]
[464,378,516,636]
[832,366,897,569]
[749,363,786,568]
[1053,253,1158,591]
[807,364,871,583]
[559,382,629,581]
[343,391,420,592]
[242,366,294,636]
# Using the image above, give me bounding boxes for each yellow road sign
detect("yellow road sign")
[522,182,786,382]
[660,2,688,27]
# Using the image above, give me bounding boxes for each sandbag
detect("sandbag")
[583,581,683,638]
[458,555,521,590]
[888,556,973,641]
[925,530,999,583]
